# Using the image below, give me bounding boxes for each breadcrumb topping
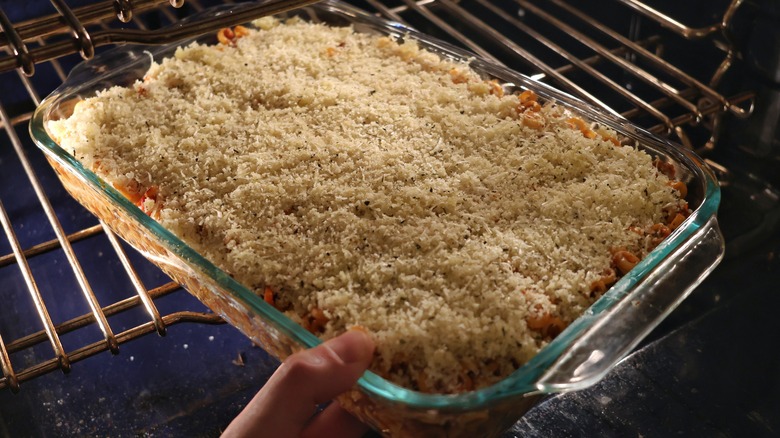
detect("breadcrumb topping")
[48,18,684,393]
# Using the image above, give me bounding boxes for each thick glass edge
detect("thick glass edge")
[28,0,723,411]
[535,215,725,392]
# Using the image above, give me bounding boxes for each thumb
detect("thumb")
[222,329,375,437]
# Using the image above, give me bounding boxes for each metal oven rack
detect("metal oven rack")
[0,0,754,394]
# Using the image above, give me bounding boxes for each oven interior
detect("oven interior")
[0,0,778,436]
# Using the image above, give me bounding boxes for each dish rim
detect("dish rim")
[29,0,722,410]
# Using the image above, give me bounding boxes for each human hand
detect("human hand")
[222,330,375,438]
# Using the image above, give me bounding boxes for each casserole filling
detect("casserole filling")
[48,17,688,394]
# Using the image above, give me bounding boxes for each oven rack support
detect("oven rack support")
[0,0,324,76]
[0,0,755,393]
[0,0,757,148]
[0,0,229,394]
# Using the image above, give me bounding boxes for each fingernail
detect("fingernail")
[324,330,374,364]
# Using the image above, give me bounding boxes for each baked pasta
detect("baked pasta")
[48,17,689,394]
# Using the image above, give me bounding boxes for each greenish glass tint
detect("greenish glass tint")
[30,0,725,433]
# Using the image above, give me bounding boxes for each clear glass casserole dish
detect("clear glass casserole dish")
[29,1,725,436]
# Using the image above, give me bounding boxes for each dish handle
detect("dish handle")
[535,216,725,392]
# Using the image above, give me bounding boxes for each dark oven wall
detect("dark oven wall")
[0,1,778,437]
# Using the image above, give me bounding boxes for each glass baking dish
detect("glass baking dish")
[30,1,725,436]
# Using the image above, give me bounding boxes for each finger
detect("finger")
[222,329,374,438]
[302,402,369,438]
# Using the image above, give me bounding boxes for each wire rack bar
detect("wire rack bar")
[0,334,18,393]
[0,225,103,268]
[437,0,621,117]
[101,221,168,336]
[0,6,216,392]
[399,0,500,63]
[0,0,324,74]
[377,0,754,150]
[5,282,179,355]
[517,0,701,119]
[113,0,135,22]
[366,0,406,23]
[0,6,35,75]
[50,0,97,60]
[476,0,679,133]
[2,0,171,44]
[1,81,120,359]
[545,0,751,118]
[0,199,71,376]
[0,310,223,391]
[613,0,745,40]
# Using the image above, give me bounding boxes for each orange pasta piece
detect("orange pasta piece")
[526,313,566,339]
[136,185,160,216]
[488,80,504,97]
[263,286,275,307]
[567,117,597,139]
[669,180,688,199]
[612,249,639,275]
[590,267,617,295]
[653,157,676,179]
[112,181,143,204]
[449,68,469,84]
[518,89,537,104]
[304,307,329,334]
[669,212,686,230]
[517,90,541,112]
[217,25,250,46]
[601,134,620,146]
[522,114,544,130]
